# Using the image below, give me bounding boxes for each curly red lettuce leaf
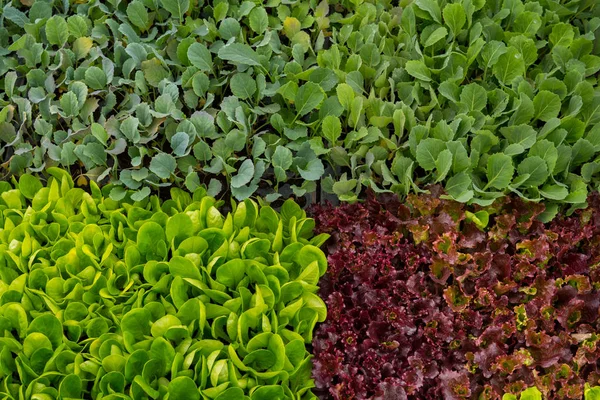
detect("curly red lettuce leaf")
[311,192,600,399]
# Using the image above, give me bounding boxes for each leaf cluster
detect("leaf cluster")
[2,0,598,212]
[0,168,329,399]
[380,0,600,218]
[0,0,350,201]
[311,189,600,399]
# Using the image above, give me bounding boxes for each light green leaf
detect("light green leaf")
[207,179,222,197]
[219,18,240,40]
[216,259,246,289]
[485,153,514,190]
[528,140,558,173]
[332,179,357,196]
[416,138,446,171]
[3,6,28,28]
[510,93,534,125]
[295,82,325,117]
[28,315,62,348]
[517,156,549,187]
[460,83,487,112]
[493,47,525,85]
[438,81,460,102]
[121,309,151,340]
[298,159,324,181]
[435,149,453,182]
[60,92,79,118]
[539,184,568,200]
[336,83,355,110]
[249,7,268,34]
[67,15,88,38]
[91,122,108,145]
[73,37,94,60]
[19,175,43,200]
[415,0,441,23]
[500,124,536,149]
[131,187,151,201]
[215,388,245,400]
[513,12,542,37]
[141,58,169,87]
[46,16,69,47]
[192,73,210,97]
[519,387,542,400]
[322,115,342,144]
[424,27,448,47]
[549,23,574,47]
[533,90,561,122]
[480,41,508,70]
[443,3,466,37]
[445,172,473,202]
[120,117,140,142]
[572,138,595,166]
[585,384,600,400]
[272,146,292,170]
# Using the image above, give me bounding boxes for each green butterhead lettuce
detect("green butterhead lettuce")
[0,170,328,399]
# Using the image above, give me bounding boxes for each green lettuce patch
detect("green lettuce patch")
[0,168,328,399]
[0,0,599,212]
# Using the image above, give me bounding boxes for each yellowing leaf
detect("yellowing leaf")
[73,37,93,59]
[283,17,301,39]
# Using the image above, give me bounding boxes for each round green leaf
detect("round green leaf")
[187,43,212,72]
[170,132,190,157]
[533,90,562,122]
[121,308,151,340]
[18,174,42,200]
[216,259,246,289]
[295,82,325,117]
[231,159,255,188]
[230,73,257,100]
[28,314,62,348]
[249,7,268,34]
[485,153,514,190]
[150,153,177,179]
[168,377,199,400]
[127,1,149,31]
[295,245,327,275]
[85,66,107,90]
[46,16,68,47]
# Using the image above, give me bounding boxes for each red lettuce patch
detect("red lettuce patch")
[311,189,600,399]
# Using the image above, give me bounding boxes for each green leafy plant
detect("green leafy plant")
[0,168,328,399]
[502,387,542,400]
[312,0,600,216]
[0,0,599,213]
[0,0,341,202]
[375,0,600,219]
[586,385,600,400]
[505,385,600,400]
